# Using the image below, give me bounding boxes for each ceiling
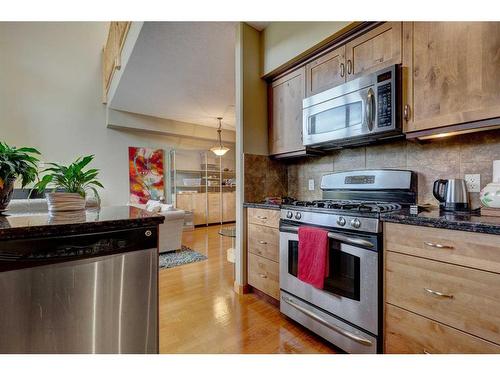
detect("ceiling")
[246,22,270,31]
[110,22,236,129]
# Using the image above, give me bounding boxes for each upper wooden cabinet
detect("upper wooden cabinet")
[305,46,346,97]
[303,22,402,98]
[269,67,306,156]
[403,22,500,133]
[345,22,402,81]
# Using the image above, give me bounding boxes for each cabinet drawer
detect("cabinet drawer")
[248,253,279,300]
[247,208,280,229]
[386,251,500,344]
[385,304,500,354]
[248,224,279,262]
[384,222,500,274]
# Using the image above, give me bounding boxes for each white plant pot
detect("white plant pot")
[46,192,86,212]
[480,183,500,208]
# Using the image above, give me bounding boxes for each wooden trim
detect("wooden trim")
[233,280,251,295]
[263,22,381,82]
[270,148,324,160]
[405,117,500,140]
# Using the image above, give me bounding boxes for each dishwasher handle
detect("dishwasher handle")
[0,227,158,271]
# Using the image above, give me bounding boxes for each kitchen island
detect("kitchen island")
[0,206,164,354]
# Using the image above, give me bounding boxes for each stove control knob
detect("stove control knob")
[350,218,361,229]
[286,211,293,219]
[337,217,346,226]
[295,212,302,220]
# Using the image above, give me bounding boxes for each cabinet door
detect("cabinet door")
[345,22,402,80]
[222,191,235,222]
[175,193,193,212]
[207,192,221,224]
[269,67,306,155]
[403,22,500,132]
[192,193,207,225]
[177,193,206,226]
[305,46,346,97]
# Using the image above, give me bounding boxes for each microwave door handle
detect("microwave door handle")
[280,225,373,248]
[366,88,375,131]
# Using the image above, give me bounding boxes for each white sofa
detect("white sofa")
[128,202,185,253]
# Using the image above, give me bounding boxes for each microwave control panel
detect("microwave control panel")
[377,82,392,128]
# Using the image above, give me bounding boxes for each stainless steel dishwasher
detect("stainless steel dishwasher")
[0,227,158,354]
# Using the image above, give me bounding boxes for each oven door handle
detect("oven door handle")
[281,295,373,346]
[280,225,373,248]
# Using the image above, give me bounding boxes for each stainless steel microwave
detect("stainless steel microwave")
[302,64,403,149]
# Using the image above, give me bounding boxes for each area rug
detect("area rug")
[159,245,207,269]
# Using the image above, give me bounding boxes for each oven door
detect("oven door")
[279,226,379,335]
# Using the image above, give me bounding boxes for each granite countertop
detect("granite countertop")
[243,202,281,210]
[0,206,165,241]
[381,209,500,235]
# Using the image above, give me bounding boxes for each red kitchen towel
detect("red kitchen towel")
[297,226,329,289]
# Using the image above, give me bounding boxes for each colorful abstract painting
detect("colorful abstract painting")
[128,147,165,204]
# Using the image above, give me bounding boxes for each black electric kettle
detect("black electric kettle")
[433,179,470,212]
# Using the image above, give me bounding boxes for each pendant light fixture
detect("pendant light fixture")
[210,117,230,156]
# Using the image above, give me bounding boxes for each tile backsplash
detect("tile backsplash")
[288,129,500,207]
[244,153,288,203]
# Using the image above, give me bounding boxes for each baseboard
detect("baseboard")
[250,287,280,307]
[233,281,251,295]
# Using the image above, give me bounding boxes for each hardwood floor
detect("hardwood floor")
[159,224,337,354]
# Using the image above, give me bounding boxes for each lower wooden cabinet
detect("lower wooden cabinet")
[385,304,500,354]
[384,222,500,353]
[176,191,236,225]
[248,224,279,262]
[207,192,221,224]
[176,192,206,226]
[247,208,280,300]
[386,251,500,345]
[222,191,236,222]
[248,253,280,300]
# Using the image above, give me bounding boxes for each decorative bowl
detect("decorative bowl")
[46,192,86,212]
[480,183,500,208]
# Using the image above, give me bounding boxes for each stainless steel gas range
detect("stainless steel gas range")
[279,169,417,353]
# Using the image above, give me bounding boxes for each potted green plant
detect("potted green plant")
[34,155,104,212]
[0,142,40,212]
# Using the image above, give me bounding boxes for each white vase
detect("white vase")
[480,183,500,208]
[46,192,86,212]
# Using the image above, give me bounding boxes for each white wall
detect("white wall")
[0,22,230,206]
[261,21,353,75]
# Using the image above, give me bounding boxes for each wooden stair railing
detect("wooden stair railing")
[102,21,131,103]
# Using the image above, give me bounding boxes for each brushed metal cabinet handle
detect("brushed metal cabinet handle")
[282,296,373,346]
[424,288,454,299]
[258,240,267,245]
[423,349,432,354]
[258,273,268,279]
[347,59,352,74]
[404,104,411,121]
[340,62,345,77]
[256,216,267,220]
[424,241,454,249]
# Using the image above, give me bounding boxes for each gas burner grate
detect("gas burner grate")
[292,200,402,213]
